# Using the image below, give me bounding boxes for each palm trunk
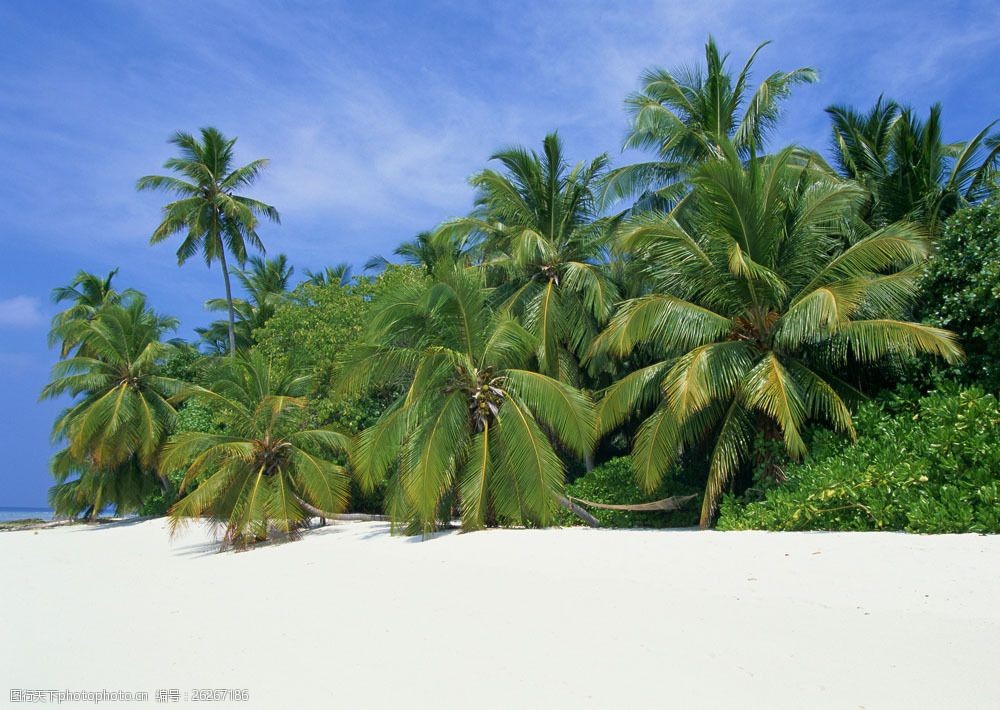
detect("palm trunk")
[556,495,600,527]
[218,248,237,355]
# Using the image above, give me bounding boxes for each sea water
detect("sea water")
[0,506,54,522]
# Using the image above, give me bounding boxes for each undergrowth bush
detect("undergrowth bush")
[717,387,1000,533]
[559,457,701,528]
[917,196,1000,391]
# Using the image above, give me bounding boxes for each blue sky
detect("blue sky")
[1,0,998,507]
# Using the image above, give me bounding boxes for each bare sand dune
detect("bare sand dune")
[2,519,999,709]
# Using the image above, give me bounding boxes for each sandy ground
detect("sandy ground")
[2,519,999,709]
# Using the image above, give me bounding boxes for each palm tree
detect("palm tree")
[341,265,596,534]
[828,100,1000,231]
[303,263,352,287]
[41,297,181,517]
[137,127,280,355]
[49,454,156,520]
[364,230,477,274]
[442,132,619,383]
[199,254,293,352]
[164,352,351,550]
[592,142,962,527]
[826,96,900,189]
[49,268,139,356]
[602,36,817,209]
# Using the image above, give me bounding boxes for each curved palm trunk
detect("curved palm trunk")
[217,248,237,355]
[569,493,697,513]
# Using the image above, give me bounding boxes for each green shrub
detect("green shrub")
[139,402,221,516]
[717,387,1000,533]
[253,264,425,435]
[918,196,1000,391]
[558,457,701,528]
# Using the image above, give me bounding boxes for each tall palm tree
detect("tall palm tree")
[41,297,181,517]
[137,127,280,355]
[199,254,293,352]
[828,100,1000,231]
[602,36,817,209]
[341,265,596,534]
[442,132,619,383]
[164,352,351,550]
[49,268,139,356]
[592,142,962,527]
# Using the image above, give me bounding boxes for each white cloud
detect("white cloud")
[0,296,45,327]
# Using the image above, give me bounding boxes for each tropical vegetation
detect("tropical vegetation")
[592,142,961,526]
[41,36,1000,543]
[718,387,1000,533]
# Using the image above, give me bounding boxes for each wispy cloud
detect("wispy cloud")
[0,296,45,327]
[2,0,998,268]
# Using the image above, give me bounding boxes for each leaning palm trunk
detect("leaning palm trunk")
[569,494,697,513]
[555,495,600,527]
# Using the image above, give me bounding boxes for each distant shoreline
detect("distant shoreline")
[0,507,54,526]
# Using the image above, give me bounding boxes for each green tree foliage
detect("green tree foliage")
[164,352,351,550]
[253,264,427,431]
[41,297,181,517]
[602,36,817,209]
[443,132,618,383]
[592,142,962,527]
[137,127,280,354]
[718,387,1000,533]
[827,99,999,232]
[918,196,1000,390]
[342,265,596,534]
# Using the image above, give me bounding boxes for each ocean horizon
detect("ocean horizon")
[0,506,54,523]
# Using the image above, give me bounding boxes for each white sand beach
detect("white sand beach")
[2,520,999,709]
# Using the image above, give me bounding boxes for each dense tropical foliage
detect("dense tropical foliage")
[916,196,1000,390]
[42,36,1000,543]
[718,387,1000,533]
[593,142,961,525]
[444,132,617,384]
